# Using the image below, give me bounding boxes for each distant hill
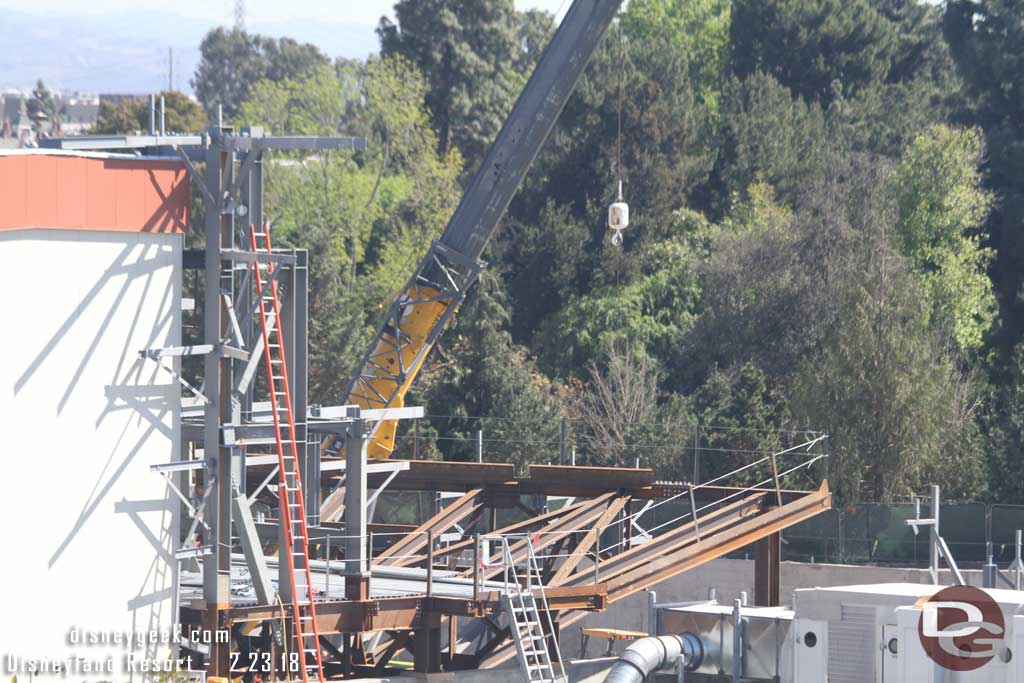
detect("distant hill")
[0,9,379,94]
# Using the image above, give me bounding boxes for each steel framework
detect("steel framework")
[48,129,832,680]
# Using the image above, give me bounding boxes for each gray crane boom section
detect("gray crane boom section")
[438,0,623,262]
[336,0,622,455]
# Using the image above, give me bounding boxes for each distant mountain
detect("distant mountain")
[0,9,379,94]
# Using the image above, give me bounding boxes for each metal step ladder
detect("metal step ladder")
[495,535,567,683]
[250,222,326,683]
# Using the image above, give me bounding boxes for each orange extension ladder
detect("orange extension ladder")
[250,222,326,683]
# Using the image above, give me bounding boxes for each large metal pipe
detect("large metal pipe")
[604,633,706,683]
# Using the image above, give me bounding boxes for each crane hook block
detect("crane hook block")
[608,200,628,246]
[608,200,629,230]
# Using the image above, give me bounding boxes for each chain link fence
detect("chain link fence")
[780,502,1024,566]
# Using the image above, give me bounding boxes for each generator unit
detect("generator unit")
[637,583,1024,682]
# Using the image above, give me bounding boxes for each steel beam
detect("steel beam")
[604,483,831,601]
[376,489,484,567]
[549,496,630,584]
[754,531,781,607]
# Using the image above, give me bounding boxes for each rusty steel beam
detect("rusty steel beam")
[605,482,831,601]
[557,491,767,587]
[434,496,598,559]
[524,464,652,491]
[549,495,630,584]
[754,531,781,606]
[376,488,484,567]
[463,492,618,580]
[371,632,412,673]
[228,596,441,634]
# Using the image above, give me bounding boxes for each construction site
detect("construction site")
[3,1,1024,683]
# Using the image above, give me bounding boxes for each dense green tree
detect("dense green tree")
[193,27,329,120]
[691,362,795,486]
[945,0,1024,356]
[891,125,995,351]
[791,237,986,503]
[536,236,701,379]
[712,73,828,209]
[92,91,206,134]
[984,343,1024,502]
[731,0,898,105]
[681,181,827,387]
[378,0,522,170]
[622,0,731,109]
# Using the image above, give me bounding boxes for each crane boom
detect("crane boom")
[333,0,623,459]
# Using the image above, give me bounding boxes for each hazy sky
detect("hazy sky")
[0,0,575,24]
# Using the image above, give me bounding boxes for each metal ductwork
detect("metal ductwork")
[604,633,706,683]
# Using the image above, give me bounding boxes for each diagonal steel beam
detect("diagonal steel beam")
[558,492,767,587]
[604,483,831,599]
[434,497,597,562]
[464,492,618,580]
[376,489,484,567]
[549,495,630,585]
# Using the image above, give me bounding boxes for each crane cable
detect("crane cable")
[610,18,627,247]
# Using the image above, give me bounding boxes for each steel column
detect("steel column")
[754,531,781,607]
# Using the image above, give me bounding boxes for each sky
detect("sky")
[0,0,574,26]
[0,0,577,93]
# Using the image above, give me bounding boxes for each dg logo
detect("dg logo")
[917,585,1007,671]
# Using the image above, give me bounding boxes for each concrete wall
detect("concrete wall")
[0,227,181,682]
[561,558,985,659]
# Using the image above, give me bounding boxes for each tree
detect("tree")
[682,181,826,388]
[731,0,898,105]
[984,343,1024,502]
[572,342,690,472]
[690,362,795,486]
[92,91,206,135]
[945,0,1024,357]
[622,0,731,109]
[712,73,828,209]
[498,25,715,341]
[891,125,995,352]
[192,27,329,120]
[791,242,986,503]
[785,162,987,503]
[414,272,567,470]
[536,236,701,379]
[25,80,58,132]
[378,0,522,170]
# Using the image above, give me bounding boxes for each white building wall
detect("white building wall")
[0,228,181,682]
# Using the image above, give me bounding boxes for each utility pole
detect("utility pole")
[168,47,173,92]
[234,0,245,31]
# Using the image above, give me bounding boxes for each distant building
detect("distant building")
[56,93,100,135]
[99,93,139,107]
[1,92,29,149]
